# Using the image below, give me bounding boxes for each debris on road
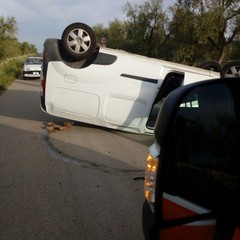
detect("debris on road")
[44,122,74,134]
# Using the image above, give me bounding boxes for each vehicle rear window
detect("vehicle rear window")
[25,58,42,65]
[173,84,240,211]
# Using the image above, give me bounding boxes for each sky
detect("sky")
[1,0,175,52]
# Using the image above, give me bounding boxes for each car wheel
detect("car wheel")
[61,22,97,60]
[198,60,222,72]
[221,61,240,78]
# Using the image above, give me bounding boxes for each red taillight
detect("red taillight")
[40,50,47,97]
[40,76,46,97]
[144,154,159,203]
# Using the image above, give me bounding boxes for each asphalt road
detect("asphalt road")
[0,78,154,240]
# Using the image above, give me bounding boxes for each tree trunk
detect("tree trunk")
[218,45,228,64]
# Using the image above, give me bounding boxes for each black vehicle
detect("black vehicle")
[142,78,240,240]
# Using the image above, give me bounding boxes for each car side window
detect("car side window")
[173,84,240,211]
[147,72,184,129]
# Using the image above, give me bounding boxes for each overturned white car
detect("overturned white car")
[40,22,220,134]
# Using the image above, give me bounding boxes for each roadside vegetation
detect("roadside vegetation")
[0,16,37,93]
[0,58,25,93]
[93,0,240,66]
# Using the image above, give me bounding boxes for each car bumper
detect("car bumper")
[23,71,41,78]
[142,200,158,240]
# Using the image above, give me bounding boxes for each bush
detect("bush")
[0,58,24,93]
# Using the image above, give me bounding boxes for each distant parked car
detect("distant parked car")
[22,56,42,79]
[40,22,220,134]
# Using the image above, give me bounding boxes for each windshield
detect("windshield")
[25,58,42,65]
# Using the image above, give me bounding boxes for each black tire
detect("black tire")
[198,60,222,72]
[61,22,97,60]
[221,61,240,78]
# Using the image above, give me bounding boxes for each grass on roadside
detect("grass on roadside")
[0,58,24,94]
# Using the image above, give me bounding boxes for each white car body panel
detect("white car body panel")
[43,47,220,134]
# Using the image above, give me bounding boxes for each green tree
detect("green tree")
[123,0,167,58]
[167,2,200,64]
[169,0,240,64]
[0,16,19,60]
[228,36,240,61]
[93,23,109,43]
[20,42,37,55]
[0,16,17,39]
[108,19,126,49]
[197,0,240,63]
[0,16,37,61]
[92,0,240,65]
